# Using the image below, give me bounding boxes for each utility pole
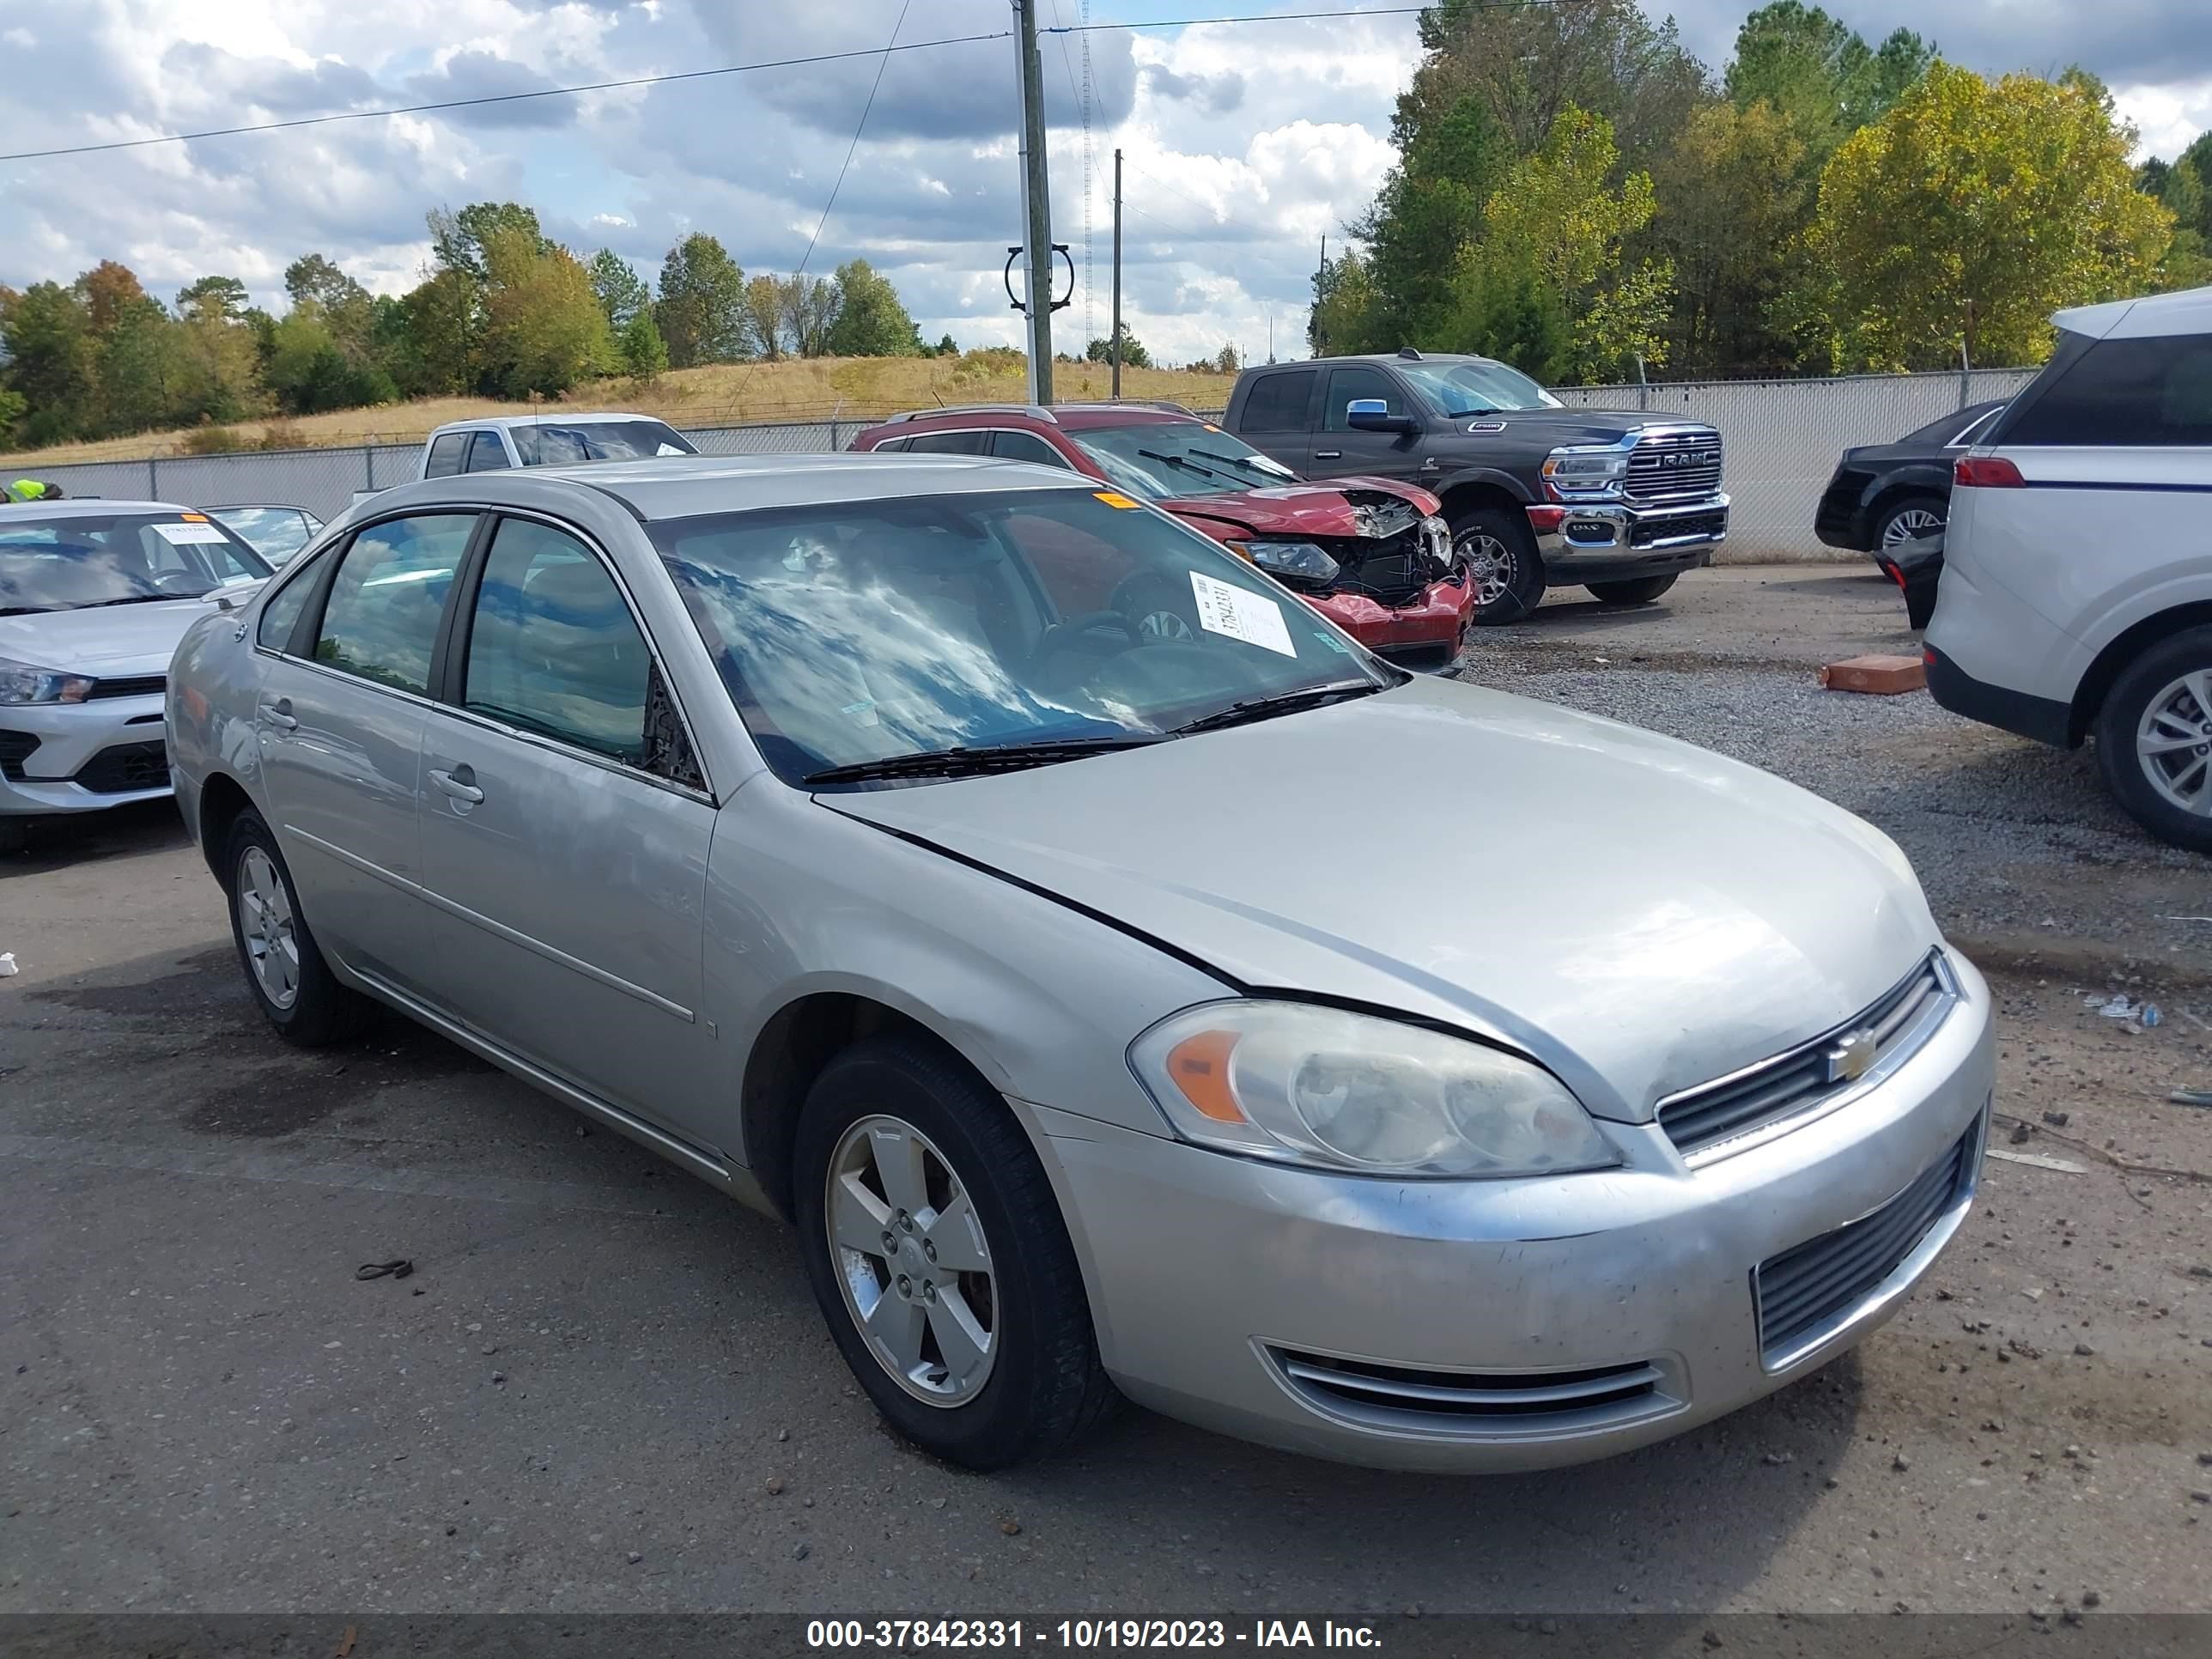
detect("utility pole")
[1313,231,1327,358]
[1014,0,1055,404]
[1110,147,1124,398]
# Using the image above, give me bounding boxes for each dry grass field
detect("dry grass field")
[0,354,1240,465]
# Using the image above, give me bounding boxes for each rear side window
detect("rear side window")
[2002,337,2212,447]
[903,430,989,455]
[1240,371,1315,433]
[466,430,512,471]
[313,514,477,694]
[424,434,469,478]
[990,430,1073,468]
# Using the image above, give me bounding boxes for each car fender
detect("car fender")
[2063,556,2212,694]
[1431,464,1537,508]
[1861,462,1952,511]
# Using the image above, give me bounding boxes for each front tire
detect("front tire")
[1585,573,1680,607]
[1451,505,1544,626]
[2095,627,2212,855]
[793,1036,1115,1470]
[224,809,371,1046]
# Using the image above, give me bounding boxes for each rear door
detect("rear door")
[413,514,721,1142]
[253,512,480,993]
[1310,364,1423,482]
[1231,368,1318,474]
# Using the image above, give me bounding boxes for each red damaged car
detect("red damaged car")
[848,403,1475,663]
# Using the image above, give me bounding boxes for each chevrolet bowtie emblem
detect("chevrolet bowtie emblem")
[1824,1029,1878,1084]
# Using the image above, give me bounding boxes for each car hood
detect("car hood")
[1160,476,1441,540]
[825,677,1940,1121]
[0,589,260,678]
[1437,409,1705,445]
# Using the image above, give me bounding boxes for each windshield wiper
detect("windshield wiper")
[1135,447,1232,484]
[0,605,56,616]
[805,735,1161,787]
[1188,446,1292,481]
[1167,680,1383,737]
[77,593,199,609]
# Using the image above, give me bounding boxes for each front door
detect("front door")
[252,512,479,994]
[413,515,720,1143]
[1309,364,1425,483]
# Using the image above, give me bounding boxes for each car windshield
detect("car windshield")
[0,512,271,615]
[208,506,319,562]
[652,486,1391,787]
[510,420,698,466]
[1067,421,1299,499]
[1395,360,1562,416]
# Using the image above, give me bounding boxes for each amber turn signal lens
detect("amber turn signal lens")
[1164,1030,1245,1123]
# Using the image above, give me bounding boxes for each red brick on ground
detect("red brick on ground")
[1819,654,1926,695]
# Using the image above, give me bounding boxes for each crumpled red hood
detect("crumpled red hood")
[1160,475,1441,541]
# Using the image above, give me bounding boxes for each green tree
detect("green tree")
[779,274,839,358]
[1354,94,1510,348]
[933,331,958,356]
[656,234,747,367]
[428,202,549,282]
[1801,62,2172,368]
[588,248,652,331]
[0,387,26,445]
[175,275,251,319]
[1646,99,1809,373]
[1083,327,1152,368]
[1726,3,1933,167]
[619,307,670,380]
[1308,246,1388,356]
[1456,106,1673,380]
[283,253,375,362]
[0,282,100,443]
[823,259,921,356]
[1213,344,1240,374]
[741,274,786,360]
[478,228,617,398]
[265,307,390,413]
[384,268,480,397]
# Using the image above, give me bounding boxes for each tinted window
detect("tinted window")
[313,514,476,694]
[1240,371,1314,432]
[990,430,1073,468]
[508,420,697,465]
[466,430,511,472]
[424,434,469,478]
[257,562,319,652]
[2004,337,2212,447]
[1323,367,1411,432]
[462,519,656,765]
[902,430,989,455]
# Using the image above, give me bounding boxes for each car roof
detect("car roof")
[2055,283,2212,341]
[1297,351,1507,371]
[428,411,674,436]
[0,499,198,520]
[380,452,1097,523]
[207,502,317,514]
[861,404,1194,434]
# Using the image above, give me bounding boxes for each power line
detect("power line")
[794,0,913,279]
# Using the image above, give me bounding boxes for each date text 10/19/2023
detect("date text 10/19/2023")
[805,1620,1384,1650]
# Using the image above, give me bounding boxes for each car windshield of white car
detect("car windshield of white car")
[1070,422,1297,500]
[652,486,1392,787]
[511,421,698,465]
[0,513,272,614]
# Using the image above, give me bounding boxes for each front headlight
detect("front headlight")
[1129,1001,1618,1178]
[0,655,94,705]
[1541,447,1628,496]
[1228,540,1340,586]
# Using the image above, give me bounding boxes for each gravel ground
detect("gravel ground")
[2,564,2209,1621]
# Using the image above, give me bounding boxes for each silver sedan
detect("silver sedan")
[167,455,1993,1472]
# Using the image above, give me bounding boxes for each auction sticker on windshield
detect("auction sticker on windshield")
[153,521,233,544]
[1188,570,1295,657]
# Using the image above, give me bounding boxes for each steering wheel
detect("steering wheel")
[1032,609,1139,668]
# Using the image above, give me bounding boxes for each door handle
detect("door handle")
[262,696,297,731]
[1314,449,1341,459]
[429,764,483,805]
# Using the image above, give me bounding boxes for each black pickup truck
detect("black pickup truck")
[1221,349,1729,623]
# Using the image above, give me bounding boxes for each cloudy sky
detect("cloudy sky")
[0,0,2207,368]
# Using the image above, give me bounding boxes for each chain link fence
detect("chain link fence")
[13,371,2037,560]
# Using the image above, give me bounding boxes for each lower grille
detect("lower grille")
[88,674,167,700]
[1754,1121,1978,1365]
[1630,509,1727,547]
[0,730,37,782]
[1659,953,1952,1157]
[72,739,171,794]
[1271,1348,1673,1434]
[1316,537,1428,607]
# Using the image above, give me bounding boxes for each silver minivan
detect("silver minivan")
[169,454,1993,1472]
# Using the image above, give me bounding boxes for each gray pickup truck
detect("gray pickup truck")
[1222,349,1729,623]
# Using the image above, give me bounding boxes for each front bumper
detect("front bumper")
[1304,573,1478,659]
[0,694,173,818]
[1037,949,1994,1473]
[1537,494,1729,585]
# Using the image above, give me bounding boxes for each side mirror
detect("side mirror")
[1346,398,1415,435]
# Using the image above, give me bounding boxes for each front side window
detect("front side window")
[312,514,477,694]
[257,556,322,651]
[424,433,470,478]
[1394,359,1559,416]
[1068,420,1299,498]
[461,518,659,767]
[1240,370,1315,432]
[2002,335,2212,447]
[509,420,697,465]
[653,487,1391,787]
[1323,367,1413,433]
[0,512,270,616]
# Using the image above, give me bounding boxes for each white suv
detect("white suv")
[1924,284,2212,852]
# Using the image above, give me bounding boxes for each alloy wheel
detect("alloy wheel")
[1457,531,1515,608]
[237,847,301,1010]
[2135,670,2212,817]
[823,1115,998,1407]
[1881,507,1943,546]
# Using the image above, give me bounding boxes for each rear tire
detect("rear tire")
[223,809,372,1046]
[793,1036,1116,1470]
[1874,493,1946,550]
[2095,627,2212,855]
[1451,505,1544,626]
[1584,573,1680,607]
